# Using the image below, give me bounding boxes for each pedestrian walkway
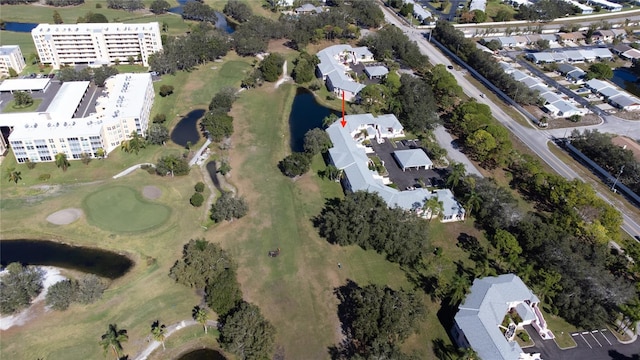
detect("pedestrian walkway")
[133,319,218,360]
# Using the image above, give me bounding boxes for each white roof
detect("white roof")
[326,114,464,218]
[32,22,160,35]
[0,78,50,92]
[46,81,90,119]
[588,0,622,9]
[610,94,640,107]
[0,45,21,56]
[586,79,611,92]
[552,100,581,116]
[528,52,555,63]
[521,77,539,88]
[364,66,389,78]
[317,45,372,95]
[541,91,563,104]
[470,0,487,11]
[455,274,541,360]
[600,86,621,98]
[622,49,640,59]
[405,0,432,20]
[394,149,433,169]
[6,73,151,140]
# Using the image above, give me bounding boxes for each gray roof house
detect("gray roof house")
[364,65,389,79]
[316,45,374,102]
[326,113,465,222]
[393,149,433,171]
[567,69,586,83]
[557,63,577,75]
[585,79,612,93]
[452,274,549,360]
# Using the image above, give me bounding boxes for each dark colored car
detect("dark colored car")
[447,65,454,69]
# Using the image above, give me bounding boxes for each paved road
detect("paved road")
[434,126,483,177]
[524,325,640,360]
[379,5,640,238]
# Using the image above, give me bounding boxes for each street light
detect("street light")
[611,165,625,192]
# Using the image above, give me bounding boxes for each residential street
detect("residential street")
[378,5,640,238]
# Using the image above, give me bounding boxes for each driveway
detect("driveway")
[524,325,640,360]
[370,138,445,189]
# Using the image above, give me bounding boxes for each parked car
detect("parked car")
[447,65,454,69]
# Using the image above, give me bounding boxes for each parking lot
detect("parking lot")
[370,138,446,190]
[524,325,640,360]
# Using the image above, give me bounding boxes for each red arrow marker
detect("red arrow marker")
[340,91,347,127]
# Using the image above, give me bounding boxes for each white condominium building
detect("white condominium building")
[32,22,162,69]
[4,73,154,163]
[0,45,27,77]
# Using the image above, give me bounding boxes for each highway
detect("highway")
[378,5,640,238]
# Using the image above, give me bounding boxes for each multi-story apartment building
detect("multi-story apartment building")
[0,45,27,77]
[31,22,162,69]
[3,73,154,163]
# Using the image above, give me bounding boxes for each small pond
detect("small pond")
[171,109,205,147]
[176,349,227,360]
[611,68,640,98]
[2,22,38,33]
[206,161,223,192]
[289,88,340,152]
[168,0,235,34]
[0,239,133,279]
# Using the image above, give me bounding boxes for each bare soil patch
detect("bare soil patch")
[546,113,601,129]
[612,136,640,162]
[46,208,83,225]
[610,110,640,120]
[142,185,162,200]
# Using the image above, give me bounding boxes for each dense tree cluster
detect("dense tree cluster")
[223,0,252,23]
[278,152,311,177]
[201,87,238,142]
[232,16,283,56]
[210,191,248,223]
[585,63,613,80]
[57,65,118,87]
[218,301,276,360]
[517,0,577,21]
[292,52,320,84]
[433,21,539,105]
[570,130,640,195]
[0,263,44,314]
[147,123,169,145]
[0,0,37,4]
[446,101,513,168]
[303,128,332,155]
[155,155,190,176]
[259,53,285,82]
[396,74,440,132]
[343,0,385,28]
[332,281,424,359]
[77,11,109,23]
[280,10,360,50]
[13,91,34,107]
[45,275,107,311]
[182,0,217,22]
[149,0,170,15]
[360,25,429,71]
[46,0,83,6]
[106,0,144,11]
[315,191,429,266]
[149,23,231,75]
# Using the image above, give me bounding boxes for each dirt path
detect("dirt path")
[133,319,218,360]
[275,61,292,89]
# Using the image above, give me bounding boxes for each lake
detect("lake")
[168,0,235,34]
[611,68,640,97]
[2,22,38,33]
[171,109,205,147]
[176,349,227,360]
[288,88,339,152]
[0,239,133,279]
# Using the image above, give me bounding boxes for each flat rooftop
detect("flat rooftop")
[0,78,51,92]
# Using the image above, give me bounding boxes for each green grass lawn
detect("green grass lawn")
[1,98,43,113]
[0,31,36,58]
[83,185,171,233]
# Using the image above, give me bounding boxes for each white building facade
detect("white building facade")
[0,45,27,77]
[4,73,154,163]
[32,23,162,69]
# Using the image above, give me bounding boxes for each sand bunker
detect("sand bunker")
[142,185,162,200]
[46,208,83,225]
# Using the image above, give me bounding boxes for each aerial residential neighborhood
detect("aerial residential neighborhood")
[0,1,639,360]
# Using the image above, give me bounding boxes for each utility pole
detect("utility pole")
[611,165,625,192]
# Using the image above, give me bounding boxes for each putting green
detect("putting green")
[83,186,171,233]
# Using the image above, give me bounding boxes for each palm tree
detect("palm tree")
[128,131,146,154]
[192,306,209,334]
[423,197,444,222]
[150,320,167,350]
[446,162,467,190]
[99,323,128,360]
[5,167,21,184]
[325,164,342,182]
[96,148,106,159]
[464,190,482,218]
[448,274,470,307]
[55,153,70,172]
